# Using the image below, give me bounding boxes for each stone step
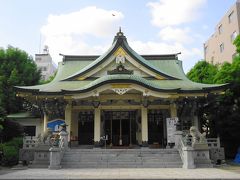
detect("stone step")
[64,150,179,155]
[62,157,181,162]
[65,149,179,153]
[61,148,183,168]
[61,162,182,168]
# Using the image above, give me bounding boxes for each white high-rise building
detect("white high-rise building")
[35,46,57,80]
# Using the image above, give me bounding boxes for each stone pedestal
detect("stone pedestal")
[192,143,208,149]
[174,131,183,148]
[193,145,213,168]
[182,146,196,169]
[29,144,50,168]
[48,147,61,170]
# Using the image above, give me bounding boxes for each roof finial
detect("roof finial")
[119,26,122,33]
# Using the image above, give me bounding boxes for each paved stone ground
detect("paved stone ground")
[0,167,240,180]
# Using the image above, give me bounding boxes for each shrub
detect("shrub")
[0,137,23,166]
[5,137,23,148]
[2,145,18,166]
[0,119,24,142]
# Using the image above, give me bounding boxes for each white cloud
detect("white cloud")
[145,0,206,71]
[129,39,202,72]
[147,0,207,27]
[158,27,193,44]
[40,6,124,64]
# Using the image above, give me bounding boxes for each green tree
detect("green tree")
[187,37,240,157]
[0,46,41,114]
[187,60,218,84]
[233,34,240,54]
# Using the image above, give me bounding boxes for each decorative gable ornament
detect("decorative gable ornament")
[114,47,127,64]
[107,64,133,75]
[116,55,125,64]
[112,88,130,95]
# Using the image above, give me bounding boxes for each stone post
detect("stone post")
[141,106,148,147]
[48,147,61,169]
[174,131,183,148]
[182,146,196,169]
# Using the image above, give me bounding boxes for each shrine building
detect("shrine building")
[15,30,226,148]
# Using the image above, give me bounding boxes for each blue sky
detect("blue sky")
[0,0,237,72]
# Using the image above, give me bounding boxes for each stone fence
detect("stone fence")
[175,128,224,169]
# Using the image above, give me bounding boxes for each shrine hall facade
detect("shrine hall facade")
[16,30,226,148]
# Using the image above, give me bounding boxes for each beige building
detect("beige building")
[204,0,240,64]
[35,46,57,80]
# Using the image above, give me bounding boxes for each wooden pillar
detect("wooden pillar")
[71,111,78,138]
[94,108,101,147]
[65,103,72,142]
[170,102,177,118]
[141,106,148,147]
[193,102,200,130]
[43,112,48,132]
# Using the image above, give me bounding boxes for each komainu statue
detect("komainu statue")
[189,126,207,147]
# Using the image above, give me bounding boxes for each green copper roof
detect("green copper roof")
[62,31,178,81]
[16,74,227,95]
[15,30,227,96]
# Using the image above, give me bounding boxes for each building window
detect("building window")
[24,126,36,136]
[218,24,223,34]
[231,31,237,42]
[220,43,224,53]
[228,11,234,23]
[35,57,41,61]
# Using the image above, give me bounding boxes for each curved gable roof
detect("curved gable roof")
[15,30,228,96]
[62,31,179,81]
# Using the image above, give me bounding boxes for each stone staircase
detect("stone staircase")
[61,148,183,168]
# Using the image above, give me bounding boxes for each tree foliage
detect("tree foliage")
[187,61,218,84]
[0,46,41,143]
[0,46,41,114]
[187,35,240,157]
